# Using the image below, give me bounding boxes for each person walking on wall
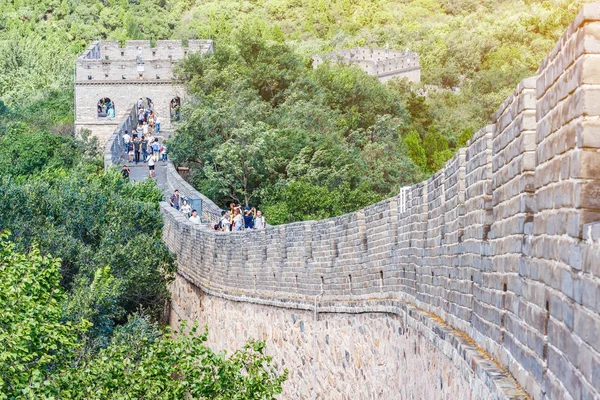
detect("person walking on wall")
[141,135,149,163]
[243,207,255,230]
[189,209,201,224]
[151,139,160,162]
[220,210,231,232]
[254,209,266,230]
[232,208,243,231]
[122,129,130,147]
[180,199,192,218]
[147,153,155,178]
[155,114,161,133]
[133,137,141,164]
[160,142,167,161]
[170,190,181,210]
[127,141,134,163]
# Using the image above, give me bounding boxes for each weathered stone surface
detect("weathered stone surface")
[170,273,509,400]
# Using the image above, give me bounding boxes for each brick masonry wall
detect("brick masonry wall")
[94,5,600,399]
[170,273,501,400]
[75,83,185,145]
[75,39,213,145]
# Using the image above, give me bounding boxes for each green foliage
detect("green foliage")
[171,36,422,222]
[0,167,176,323]
[0,97,174,346]
[63,267,125,352]
[0,240,286,399]
[0,233,89,399]
[51,323,286,399]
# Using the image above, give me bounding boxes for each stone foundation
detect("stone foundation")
[170,273,500,400]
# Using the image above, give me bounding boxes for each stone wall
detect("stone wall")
[75,82,186,145]
[102,105,138,168]
[160,5,600,400]
[170,273,505,400]
[312,47,421,83]
[163,162,223,224]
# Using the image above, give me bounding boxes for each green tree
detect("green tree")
[202,123,270,206]
[51,323,287,399]
[0,233,90,398]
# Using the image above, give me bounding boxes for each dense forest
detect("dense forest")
[0,0,588,397]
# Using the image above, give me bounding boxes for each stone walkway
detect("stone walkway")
[120,131,172,196]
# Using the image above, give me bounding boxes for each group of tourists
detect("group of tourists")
[168,190,267,230]
[217,203,266,231]
[98,98,115,119]
[121,99,167,178]
[137,98,161,133]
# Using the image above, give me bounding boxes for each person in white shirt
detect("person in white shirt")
[189,209,201,224]
[232,209,243,231]
[122,130,130,144]
[180,199,192,217]
[254,210,266,230]
[220,211,231,232]
[147,153,155,178]
[142,122,149,136]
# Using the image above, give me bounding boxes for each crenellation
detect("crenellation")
[312,47,421,83]
[75,40,213,143]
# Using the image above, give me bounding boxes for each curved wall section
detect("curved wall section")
[161,6,600,399]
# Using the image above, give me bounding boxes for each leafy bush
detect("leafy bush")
[0,238,286,399]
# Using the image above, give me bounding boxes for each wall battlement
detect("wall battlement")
[76,40,213,82]
[74,40,213,144]
[312,47,421,82]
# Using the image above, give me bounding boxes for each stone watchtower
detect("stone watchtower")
[75,40,213,143]
[312,47,421,83]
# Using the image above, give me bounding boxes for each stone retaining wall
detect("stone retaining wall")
[163,162,223,224]
[161,5,600,400]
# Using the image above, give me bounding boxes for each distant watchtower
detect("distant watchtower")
[75,40,214,144]
[312,47,421,83]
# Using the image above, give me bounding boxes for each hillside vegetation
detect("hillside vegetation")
[0,95,285,399]
[0,1,587,224]
[168,0,586,223]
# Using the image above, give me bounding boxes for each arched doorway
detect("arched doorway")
[97,98,115,119]
[170,96,181,121]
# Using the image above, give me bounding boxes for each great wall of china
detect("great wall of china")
[97,4,600,399]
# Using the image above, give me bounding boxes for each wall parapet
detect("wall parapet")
[103,105,138,169]
[160,4,600,400]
